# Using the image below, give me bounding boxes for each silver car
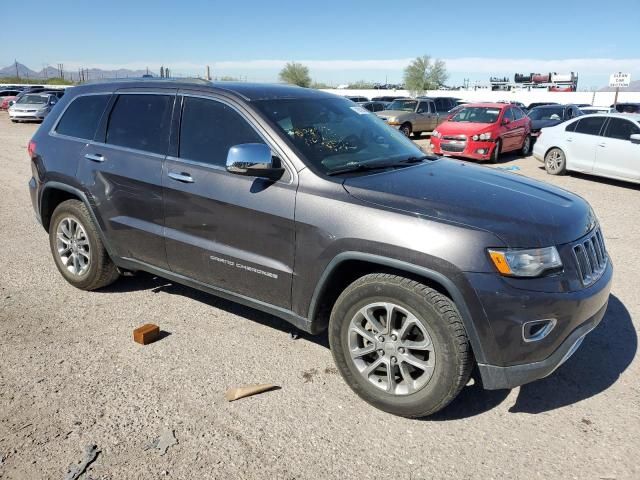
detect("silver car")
[9,93,59,122]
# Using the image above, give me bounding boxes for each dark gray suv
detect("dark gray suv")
[28,79,612,417]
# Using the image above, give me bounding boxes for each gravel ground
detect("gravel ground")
[0,115,638,480]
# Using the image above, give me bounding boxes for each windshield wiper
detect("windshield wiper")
[326,155,431,176]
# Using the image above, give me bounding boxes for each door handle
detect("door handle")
[566,138,573,142]
[598,143,606,148]
[168,171,194,183]
[84,153,105,162]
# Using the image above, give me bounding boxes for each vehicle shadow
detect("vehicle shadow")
[430,294,635,420]
[99,272,330,349]
[535,166,640,191]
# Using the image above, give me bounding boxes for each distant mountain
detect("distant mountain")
[0,62,155,81]
[599,80,640,92]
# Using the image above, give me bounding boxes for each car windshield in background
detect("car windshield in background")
[528,107,564,120]
[18,95,47,105]
[254,97,424,174]
[386,100,417,112]
[450,107,501,123]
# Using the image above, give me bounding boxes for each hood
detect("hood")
[343,159,595,248]
[376,109,413,119]
[531,118,562,130]
[13,102,47,110]
[434,121,494,136]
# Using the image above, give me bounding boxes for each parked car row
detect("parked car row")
[0,85,67,122]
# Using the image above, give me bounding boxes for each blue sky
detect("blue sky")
[1,0,638,89]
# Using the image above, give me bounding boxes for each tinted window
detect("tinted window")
[565,120,578,132]
[55,94,110,140]
[604,118,640,140]
[434,98,449,112]
[179,97,264,167]
[106,94,173,154]
[574,116,606,136]
[503,109,515,122]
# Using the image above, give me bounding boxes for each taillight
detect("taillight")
[28,140,36,158]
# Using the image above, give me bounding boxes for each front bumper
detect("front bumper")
[430,137,496,161]
[478,301,606,389]
[467,260,612,390]
[9,110,46,120]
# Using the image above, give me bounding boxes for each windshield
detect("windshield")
[17,94,47,105]
[386,100,417,112]
[528,107,564,120]
[450,107,501,123]
[253,97,424,174]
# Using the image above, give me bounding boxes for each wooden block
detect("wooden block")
[133,324,160,345]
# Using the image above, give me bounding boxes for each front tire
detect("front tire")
[329,274,473,418]
[520,135,531,156]
[49,199,120,290]
[400,123,412,137]
[489,139,501,163]
[544,147,567,175]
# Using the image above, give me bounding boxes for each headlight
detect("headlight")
[488,246,562,277]
[472,132,492,141]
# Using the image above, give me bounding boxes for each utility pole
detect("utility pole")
[206,65,211,81]
[14,59,19,79]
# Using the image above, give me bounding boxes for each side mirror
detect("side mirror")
[502,117,511,125]
[630,134,640,144]
[226,143,284,180]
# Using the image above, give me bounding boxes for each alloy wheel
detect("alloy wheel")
[546,149,564,173]
[56,217,91,276]
[347,302,435,395]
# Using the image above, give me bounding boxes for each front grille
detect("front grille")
[443,135,467,141]
[572,228,607,286]
[441,143,466,152]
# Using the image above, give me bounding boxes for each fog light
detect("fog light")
[476,149,487,154]
[522,319,557,342]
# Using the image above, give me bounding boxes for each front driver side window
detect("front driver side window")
[179,97,265,168]
[417,102,428,113]
[604,118,640,141]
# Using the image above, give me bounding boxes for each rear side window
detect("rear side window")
[604,118,640,140]
[512,108,525,120]
[106,94,173,155]
[179,97,264,167]
[565,120,578,132]
[574,116,606,136]
[55,94,110,140]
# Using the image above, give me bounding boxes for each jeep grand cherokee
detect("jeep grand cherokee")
[27,79,612,417]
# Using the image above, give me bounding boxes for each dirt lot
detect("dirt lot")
[0,114,638,480]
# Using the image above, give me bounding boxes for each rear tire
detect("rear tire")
[544,147,567,175]
[49,199,120,291]
[329,273,473,418]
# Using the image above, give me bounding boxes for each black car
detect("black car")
[360,100,389,112]
[612,102,640,114]
[344,95,369,103]
[371,95,407,102]
[527,101,558,110]
[528,104,583,139]
[28,79,612,418]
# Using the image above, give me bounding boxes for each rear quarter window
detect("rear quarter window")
[55,94,111,140]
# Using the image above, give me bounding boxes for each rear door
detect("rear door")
[594,117,640,181]
[77,89,175,269]
[162,93,297,308]
[564,116,607,172]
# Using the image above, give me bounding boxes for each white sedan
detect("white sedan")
[533,113,640,185]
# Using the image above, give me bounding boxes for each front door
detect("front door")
[162,94,296,308]
[77,90,175,269]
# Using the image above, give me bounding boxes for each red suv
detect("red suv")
[430,103,531,162]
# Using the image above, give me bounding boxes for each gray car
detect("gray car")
[9,93,59,122]
[28,80,612,417]
[377,97,456,137]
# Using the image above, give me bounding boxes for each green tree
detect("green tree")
[403,56,449,95]
[279,62,312,87]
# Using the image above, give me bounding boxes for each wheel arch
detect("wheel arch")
[307,252,487,364]
[40,182,116,258]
